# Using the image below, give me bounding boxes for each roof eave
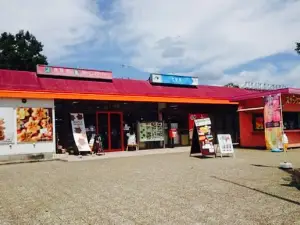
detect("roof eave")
[230,88,291,102]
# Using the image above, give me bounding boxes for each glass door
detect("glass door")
[110,112,123,151]
[96,112,109,151]
[96,112,124,151]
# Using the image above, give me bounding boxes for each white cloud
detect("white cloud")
[1,0,300,86]
[111,0,300,79]
[217,63,300,87]
[0,0,104,60]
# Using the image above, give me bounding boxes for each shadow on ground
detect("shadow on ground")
[211,175,300,205]
[189,155,216,159]
[251,164,278,168]
[251,164,300,191]
[280,168,300,190]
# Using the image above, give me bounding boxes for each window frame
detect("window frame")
[252,113,264,131]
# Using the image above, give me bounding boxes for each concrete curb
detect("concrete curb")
[56,148,190,162]
[0,158,61,166]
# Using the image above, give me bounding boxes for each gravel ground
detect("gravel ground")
[0,149,299,225]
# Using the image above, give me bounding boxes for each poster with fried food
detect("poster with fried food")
[17,108,53,143]
[0,107,14,144]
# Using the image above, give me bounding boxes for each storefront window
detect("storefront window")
[252,112,300,131]
[283,112,300,130]
[252,114,264,131]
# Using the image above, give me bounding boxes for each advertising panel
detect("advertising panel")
[0,107,14,144]
[17,107,53,143]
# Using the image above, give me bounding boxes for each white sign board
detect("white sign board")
[139,122,164,142]
[194,118,211,127]
[70,113,91,152]
[217,134,234,156]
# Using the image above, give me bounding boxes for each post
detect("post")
[279,94,284,150]
[280,94,289,166]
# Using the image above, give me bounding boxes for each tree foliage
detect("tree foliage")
[224,82,239,88]
[296,42,300,55]
[0,30,48,71]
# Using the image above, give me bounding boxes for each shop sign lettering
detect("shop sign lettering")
[37,65,113,80]
[285,95,300,104]
[150,73,198,86]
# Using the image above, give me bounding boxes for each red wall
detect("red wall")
[239,96,300,148]
[239,110,265,147]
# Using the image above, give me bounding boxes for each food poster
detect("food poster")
[254,115,264,130]
[189,114,208,139]
[70,113,91,152]
[264,94,283,150]
[17,107,53,143]
[0,107,14,144]
[194,118,215,153]
[139,122,164,142]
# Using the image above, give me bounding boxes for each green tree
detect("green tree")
[224,82,239,88]
[0,30,48,71]
[296,42,300,55]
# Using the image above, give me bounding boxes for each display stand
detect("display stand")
[216,134,235,158]
[137,121,165,149]
[190,118,216,157]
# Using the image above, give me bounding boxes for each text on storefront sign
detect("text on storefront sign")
[36,65,113,80]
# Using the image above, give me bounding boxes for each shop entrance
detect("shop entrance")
[96,112,124,152]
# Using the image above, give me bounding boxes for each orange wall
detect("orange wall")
[239,95,300,148]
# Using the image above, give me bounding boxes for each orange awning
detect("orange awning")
[0,90,238,104]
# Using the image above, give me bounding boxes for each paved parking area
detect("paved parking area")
[0,149,299,224]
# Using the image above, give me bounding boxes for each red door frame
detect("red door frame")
[96,111,124,152]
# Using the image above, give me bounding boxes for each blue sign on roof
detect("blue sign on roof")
[150,73,198,86]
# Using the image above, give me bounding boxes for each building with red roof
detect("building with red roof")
[0,65,299,161]
[232,88,300,149]
[0,68,254,103]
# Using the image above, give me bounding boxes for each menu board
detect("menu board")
[139,122,164,142]
[188,114,208,139]
[217,134,234,155]
[190,118,215,156]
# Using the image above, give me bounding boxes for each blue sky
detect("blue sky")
[1,0,300,86]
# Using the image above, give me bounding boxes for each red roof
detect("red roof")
[230,88,300,101]
[0,69,256,100]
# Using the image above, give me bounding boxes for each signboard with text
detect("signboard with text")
[285,95,300,104]
[190,118,215,157]
[150,73,198,86]
[189,114,208,139]
[37,65,113,80]
[217,134,234,157]
[138,122,164,142]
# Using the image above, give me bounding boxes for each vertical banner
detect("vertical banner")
[70,113,91,152]
[264,94,283,150]
[189,114,208,139]
[0,107,14,144]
